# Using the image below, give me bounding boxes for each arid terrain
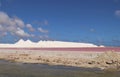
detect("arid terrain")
[0,47,120,70]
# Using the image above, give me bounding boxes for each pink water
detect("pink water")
[0,47,120,52]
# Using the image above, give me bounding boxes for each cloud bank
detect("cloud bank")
[0,11,49,41]
[38,27,48,33]
[0,11,31,37]
[26,24,35,32]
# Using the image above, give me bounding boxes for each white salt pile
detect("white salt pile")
[0,39,99,48]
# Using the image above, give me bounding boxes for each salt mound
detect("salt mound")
[37,40,98,47]
[99,45,105,47]
[0,39,98,48]
[15,39,25,44]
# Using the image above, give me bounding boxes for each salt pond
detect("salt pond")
[0,60,120,77]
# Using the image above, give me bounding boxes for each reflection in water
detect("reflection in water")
[0,60,120,77]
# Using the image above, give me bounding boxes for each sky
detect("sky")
[0,0,120,46]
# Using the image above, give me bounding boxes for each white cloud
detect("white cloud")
[31,34,35,37]
[0,32,7,37]
[0,12,9,24]
[38,27,48,33]
[14,17,25,28]
[15,28,30,37]
[0,11,25,27]
[39,35,49,40]
[26,24,35,32]
[0,24,4,31]
[0,11,30,37]
[115,10,120,17]
[0,11,49,41]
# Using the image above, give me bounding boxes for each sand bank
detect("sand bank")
[0,49,120,70]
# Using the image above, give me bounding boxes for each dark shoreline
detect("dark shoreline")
[0,59,102,72]
[0,60,120,77]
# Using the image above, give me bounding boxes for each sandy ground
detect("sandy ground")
[0,49,120,70]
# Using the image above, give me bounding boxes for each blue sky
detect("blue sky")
[0,0,120,46]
